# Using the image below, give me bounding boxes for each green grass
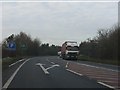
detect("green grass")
[2,57,23,69]
[78,55,119,66]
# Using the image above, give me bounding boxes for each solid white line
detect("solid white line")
[36,63,49,74]
[66,69,83,76]
[2,59,30,89]
[99,80,118,83]
[98,81,115,89]
[77,63,119,72]
[9,59,25,67]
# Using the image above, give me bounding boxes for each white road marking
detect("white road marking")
[98,81,115,89]
[66,69,83,76]
[46,58,55,64]
[36,63,49,74]
[46,64,60,70]
[51,62,55,64]
[65,62,69,68]
[9,59,25,67]
[99,80,118,83]
[46,59,49,62]
[77,63,119,72]
[36,63,60,74]
[2,59,30,89]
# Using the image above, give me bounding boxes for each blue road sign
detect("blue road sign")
[7,41,16,51]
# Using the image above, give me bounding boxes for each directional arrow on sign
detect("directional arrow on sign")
[36,63,60,75]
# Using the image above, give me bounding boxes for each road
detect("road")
[2,56,119,89]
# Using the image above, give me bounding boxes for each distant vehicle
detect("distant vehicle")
[61,41,79,60]
[58,51,61,58]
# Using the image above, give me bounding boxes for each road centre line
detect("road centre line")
[65,62,69,68]
[46,59,55,64]
[2,59,30,89]
[66,69,83,76]
[51,62,55,64]
[46,59,49,61]
[9,59,25,67]
[98,81,115,89]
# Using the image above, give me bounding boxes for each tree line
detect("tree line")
[2,24,119,61]
[79,25,119,61]
[2,32,61,58]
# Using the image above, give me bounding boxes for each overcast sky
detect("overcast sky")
[1,1,118,46]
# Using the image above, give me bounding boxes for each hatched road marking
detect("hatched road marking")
[77,63,119,72]
[36,63,60,75]
[67,62,119,89]
[36,63,49,74]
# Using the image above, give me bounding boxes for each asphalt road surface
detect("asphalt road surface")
[2,56,119,89]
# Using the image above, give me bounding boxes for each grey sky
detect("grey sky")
[2,1,118,46]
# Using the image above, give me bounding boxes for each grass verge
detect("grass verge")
[78,55,119,66]
[2,57,24,70]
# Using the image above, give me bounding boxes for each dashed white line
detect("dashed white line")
[2,59,30,89]
[46,58,56,64]
[51,62,55,64]
[65,62,69,68]
[98,81,115,89]
[66,69,83,76]
[46,59,49,61]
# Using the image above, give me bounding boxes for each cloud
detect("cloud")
[2,2,118,45]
